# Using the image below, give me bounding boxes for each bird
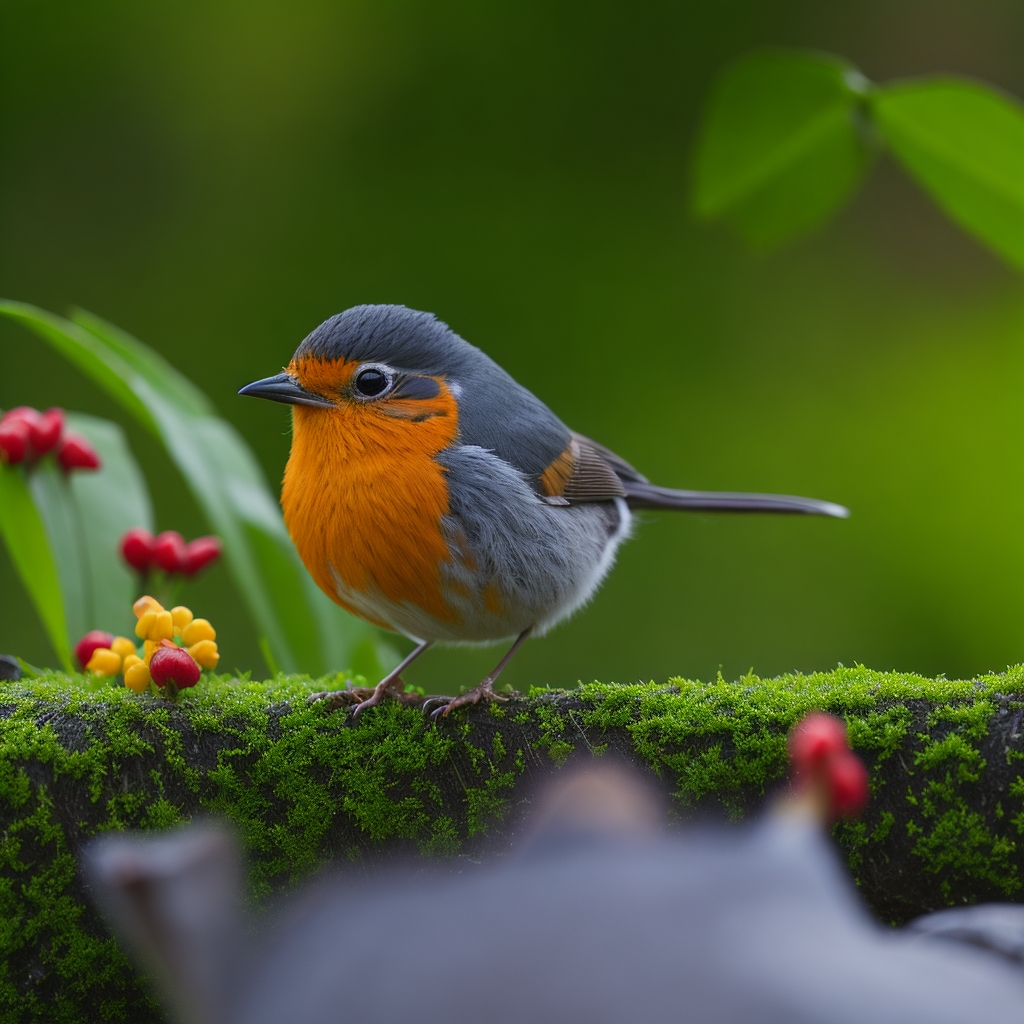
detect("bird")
[239,304,848,718]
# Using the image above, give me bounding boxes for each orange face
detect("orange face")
[281,355,461,628]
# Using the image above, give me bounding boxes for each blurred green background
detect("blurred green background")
[2,0,1024,693]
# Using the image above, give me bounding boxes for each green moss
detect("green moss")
[1,664,1023,1020]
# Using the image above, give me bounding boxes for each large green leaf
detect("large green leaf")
[0,464,71,670]
[27,463,89,647]
[21,415,152,660]
[0,300,379,676]
[66,413,154,638]
[692,50,873,248]
[872,77,1024,271]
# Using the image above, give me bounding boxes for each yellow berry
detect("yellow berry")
[124,659,151,692]
[110,636,136,659]
[188,639,219,670]
[181,618,215,645]
[171,606,194,631]
[86,648,121,676]
[143,610,174,642]
[143,640,161,666]
[133,595,163,619]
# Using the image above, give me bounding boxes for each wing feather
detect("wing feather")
[539,433,848,518]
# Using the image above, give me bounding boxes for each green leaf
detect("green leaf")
[0,465,71,671]
[872,77,1024,271]
[0,302,159,433]
[65,413,154,638]
[0,299,377,676]
[692,50,873,248]
[22,415,152,660]
[27,463,89,648]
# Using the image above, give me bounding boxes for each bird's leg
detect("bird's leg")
[422,627,532,719]
[307,640,433,717]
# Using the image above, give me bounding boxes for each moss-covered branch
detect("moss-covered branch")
[2,666,1024,1022]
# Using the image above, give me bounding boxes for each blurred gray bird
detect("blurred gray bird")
[85,759,1024,1024]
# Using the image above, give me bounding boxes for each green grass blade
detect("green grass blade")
[0,465,72,671]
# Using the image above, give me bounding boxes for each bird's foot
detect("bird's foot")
[422,680,517,720]
[305,685,373,710]
[307,677,420,716]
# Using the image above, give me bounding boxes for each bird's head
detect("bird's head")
[238,305,475,440]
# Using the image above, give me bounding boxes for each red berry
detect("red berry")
[826,752,869,819]
[0,419,29,464]
[1,407,42,430]
[120,528,157,572]
[149,646,201,688]
[788,712,848,773]
[76,630,115,670]
[788,712,869,822]
[29,408,64,455]
[56,433,101,471]
[181,536,222,576]
[153,531,187,574]
[2,408,41,460]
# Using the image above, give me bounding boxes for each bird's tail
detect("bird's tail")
[623,481,848,518]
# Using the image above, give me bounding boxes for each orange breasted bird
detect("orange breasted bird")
[240,305,848,718]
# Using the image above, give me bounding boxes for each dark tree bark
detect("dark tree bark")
[1,667,1022,1021]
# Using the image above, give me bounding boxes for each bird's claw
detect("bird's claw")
[305,688,367,710]
[348,674,417,720]
[422,683,515,720]
[348,692,383,721]
[429,699,453,720]
[307,676,420,720]
[420,695,451,716]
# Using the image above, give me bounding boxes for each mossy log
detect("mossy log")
[2,667,1024,1022]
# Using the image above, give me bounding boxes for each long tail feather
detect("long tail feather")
[624,481,849,518]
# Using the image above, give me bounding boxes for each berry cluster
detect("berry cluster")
[120,529,222,577]
[76,596,219,694]
[0,406,101,471]
[788,712,869,821]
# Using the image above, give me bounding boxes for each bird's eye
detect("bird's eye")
[354,367,390,398]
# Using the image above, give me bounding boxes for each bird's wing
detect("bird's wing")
[536,434,629,505]
[540,433,848,518]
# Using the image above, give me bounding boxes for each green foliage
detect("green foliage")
[0,468,70,671]
[693,51,1024,268]
[0,408,152,667]
[64,414,154,639]
[26,465,91,655]
[872,78,1024,271]
[692,51,873,247]
[0,301,382,678]
[27,414,152,652]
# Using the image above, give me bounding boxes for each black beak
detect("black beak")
[238,372,335,409]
